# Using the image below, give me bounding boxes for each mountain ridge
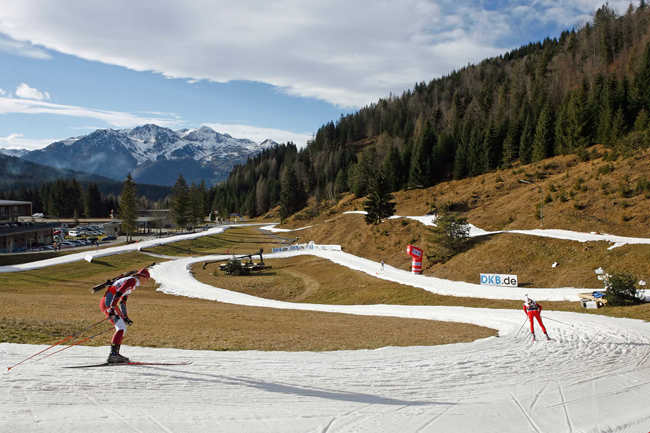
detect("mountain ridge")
[21,124,278,186]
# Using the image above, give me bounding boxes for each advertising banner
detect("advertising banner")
[480,273,518,287]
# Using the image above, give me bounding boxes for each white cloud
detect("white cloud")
[0,133,54,150]
[0,1,631,108]
[0,88,6,96]
[0,34,51,59]
[204,122,312,148]
[15,82,50,100]
[0,96,181,129]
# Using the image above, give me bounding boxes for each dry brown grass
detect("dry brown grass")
[194,253,650,322]
[4,148,650,354]
[264,147,650,287]
[0,251,495,351]
[390,146,650,235]
[145,226,292,257]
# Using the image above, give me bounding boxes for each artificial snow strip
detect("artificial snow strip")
[3,238,650,432]
[0,225,232,272]
[3,212,650,274]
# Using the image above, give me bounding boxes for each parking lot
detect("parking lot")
[21,224,118,253]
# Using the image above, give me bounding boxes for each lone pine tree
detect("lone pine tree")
[363,170,396,225]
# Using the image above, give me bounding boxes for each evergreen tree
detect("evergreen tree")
[502,117,522,166]
[279,165,306,222]
[566,89,591,151]
[467,127,484,176]
[432,132,455,181]
[634,109,649,131]
[597,106,613,145]
[350,147,376,197]
[334,168,348,196]
[255,177,270,216]
[84,183,103,218]
[400,140,413,187]
[427,210,471,263]
[170,174,190,229]
[409,139,429,188]
[554,100,570,155]
[453,141,468,180]
[482,120,500,171]
[243,189,257,218]
[68,179,84,218]
[190,182,206,226]
[363,170,396,225]
[382,145,401,191]
[119,174,137,241]
[532,105,554,161]
[409,120,436,187]
[519,113,534,164]
[611,107,626,145]
[634,42,650,115]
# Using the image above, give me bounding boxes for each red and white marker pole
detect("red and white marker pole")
[406,245,423,274]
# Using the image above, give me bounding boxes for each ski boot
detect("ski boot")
[107,344,130,364]
[531,333,536,342]
[545,333,551,341]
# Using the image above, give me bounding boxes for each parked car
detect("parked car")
[102,235,116,241]
[32,212,44,218]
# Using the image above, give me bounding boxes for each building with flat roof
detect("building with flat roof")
[0,200,32,222]
[0,200,54,253]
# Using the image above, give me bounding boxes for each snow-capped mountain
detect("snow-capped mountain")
[21,125,278,186]
[0,148,29,158]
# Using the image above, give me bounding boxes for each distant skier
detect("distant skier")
[99,267,150,363]
[523,295,549,341]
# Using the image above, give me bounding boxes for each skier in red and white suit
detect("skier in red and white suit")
[523,295,549,341]
[100,268,150,363]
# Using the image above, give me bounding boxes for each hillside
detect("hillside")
[0,153,115,189]
[268,146,650,289]
[209,4,650,221]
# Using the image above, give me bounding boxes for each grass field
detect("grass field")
[4,150,650,355]
[0,229,496,351]
[194,254,650,322]
[143,226,291,257]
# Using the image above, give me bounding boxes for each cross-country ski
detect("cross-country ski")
[64,361,193,368]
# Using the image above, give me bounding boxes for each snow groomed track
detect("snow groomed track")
[2,221,650,432]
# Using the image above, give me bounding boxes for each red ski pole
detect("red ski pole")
[7,317,109,371]
[37,327,113,362]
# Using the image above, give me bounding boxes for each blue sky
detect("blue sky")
[0,0,634,150]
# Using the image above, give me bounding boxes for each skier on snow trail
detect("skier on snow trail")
[99,267,150,363]
[523,295,550,341]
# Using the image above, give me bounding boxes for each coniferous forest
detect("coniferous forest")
[0,179,172,219]
[210,4,650,219]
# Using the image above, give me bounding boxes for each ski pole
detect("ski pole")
[515,317,528,336]
[543,316,574,327]
[7,317,109,371]
[38,327,113,362]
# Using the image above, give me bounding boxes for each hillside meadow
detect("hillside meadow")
[2,149,650,352]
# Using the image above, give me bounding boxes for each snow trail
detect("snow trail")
[2,219,650,431]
